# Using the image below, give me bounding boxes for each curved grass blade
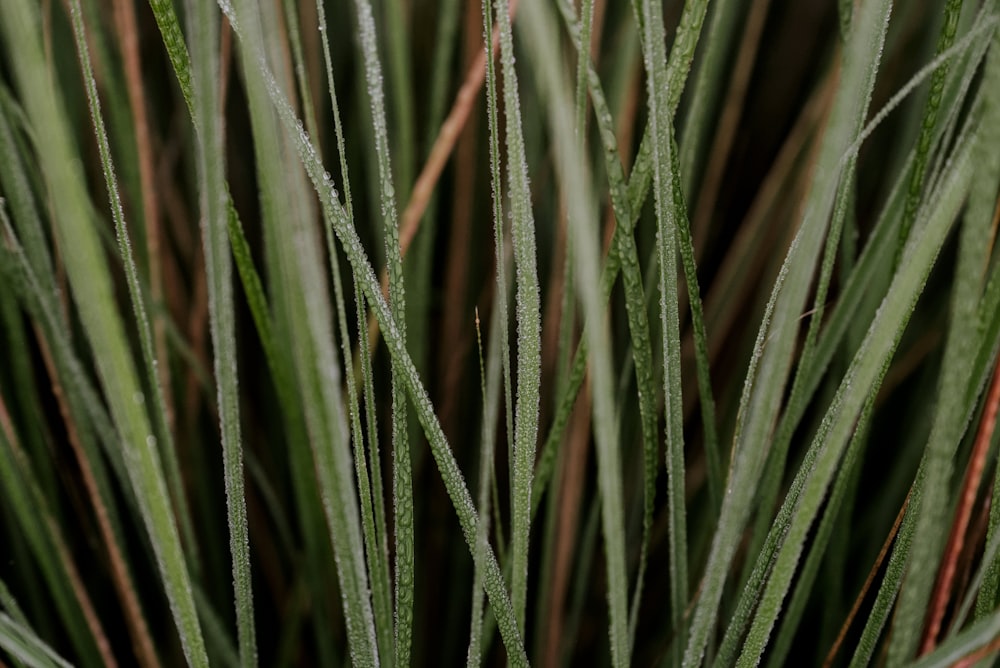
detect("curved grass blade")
[224,0,380,663]
[70,0,203,579]
[0,613,73,668]
[534,0,715,523]
[313,1,394,659]
[144,0,279,409]
[908,606,1000,668]
[553,0,664,646]
[349,0,415,659]
[887,22,1000,665]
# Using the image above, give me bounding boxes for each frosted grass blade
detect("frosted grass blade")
[518,0,628,663]
[185,0,256,663]
[489,0,544,633]
[349,0,414,659]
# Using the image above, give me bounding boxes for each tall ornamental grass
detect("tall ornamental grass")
[2,0,1000,665]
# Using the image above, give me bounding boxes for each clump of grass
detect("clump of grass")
[2,0,1000,666]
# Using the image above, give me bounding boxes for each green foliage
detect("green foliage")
[2,0,1000,665]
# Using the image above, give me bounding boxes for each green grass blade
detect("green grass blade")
[144,0,279,405]
[0,613,73,668]
[315,1,394,659]
[894,0,965,268]
[635,0,689,659]
[677,0,738,200]
[470,306,504,666]
[489,0,544,634]
[480,0,515,508]
[223,0,379,663]
[887,24,1000,664]
[554,0,666,646]
[518,0,628,663]
[186,0,255,663]
[908,606,1000,668]
[350,1,414,660]
[69,0,201,579]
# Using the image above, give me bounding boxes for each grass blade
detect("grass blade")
[517,0,628,663]
[186,0,256,663]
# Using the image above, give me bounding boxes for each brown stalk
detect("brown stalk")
[921,334,1000,654]
[696,64,837,367]
[365,0,518,353]
[111,0,174,434]
[0,397,119,668]
[543,376,592,668]
[690,0,773,258]
[823,489,912,668]
[438,0,485,437]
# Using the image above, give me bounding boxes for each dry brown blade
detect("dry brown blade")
[33,330,161,668]
[823,489,912,668]
[365,0,519,354]
[543,376,591,668]
[921,337,1000,654]
[438,0,486,439]
[298,0,323,146]
[111,0,173,435]
[690,0,773,259]
[0,397,119,668]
